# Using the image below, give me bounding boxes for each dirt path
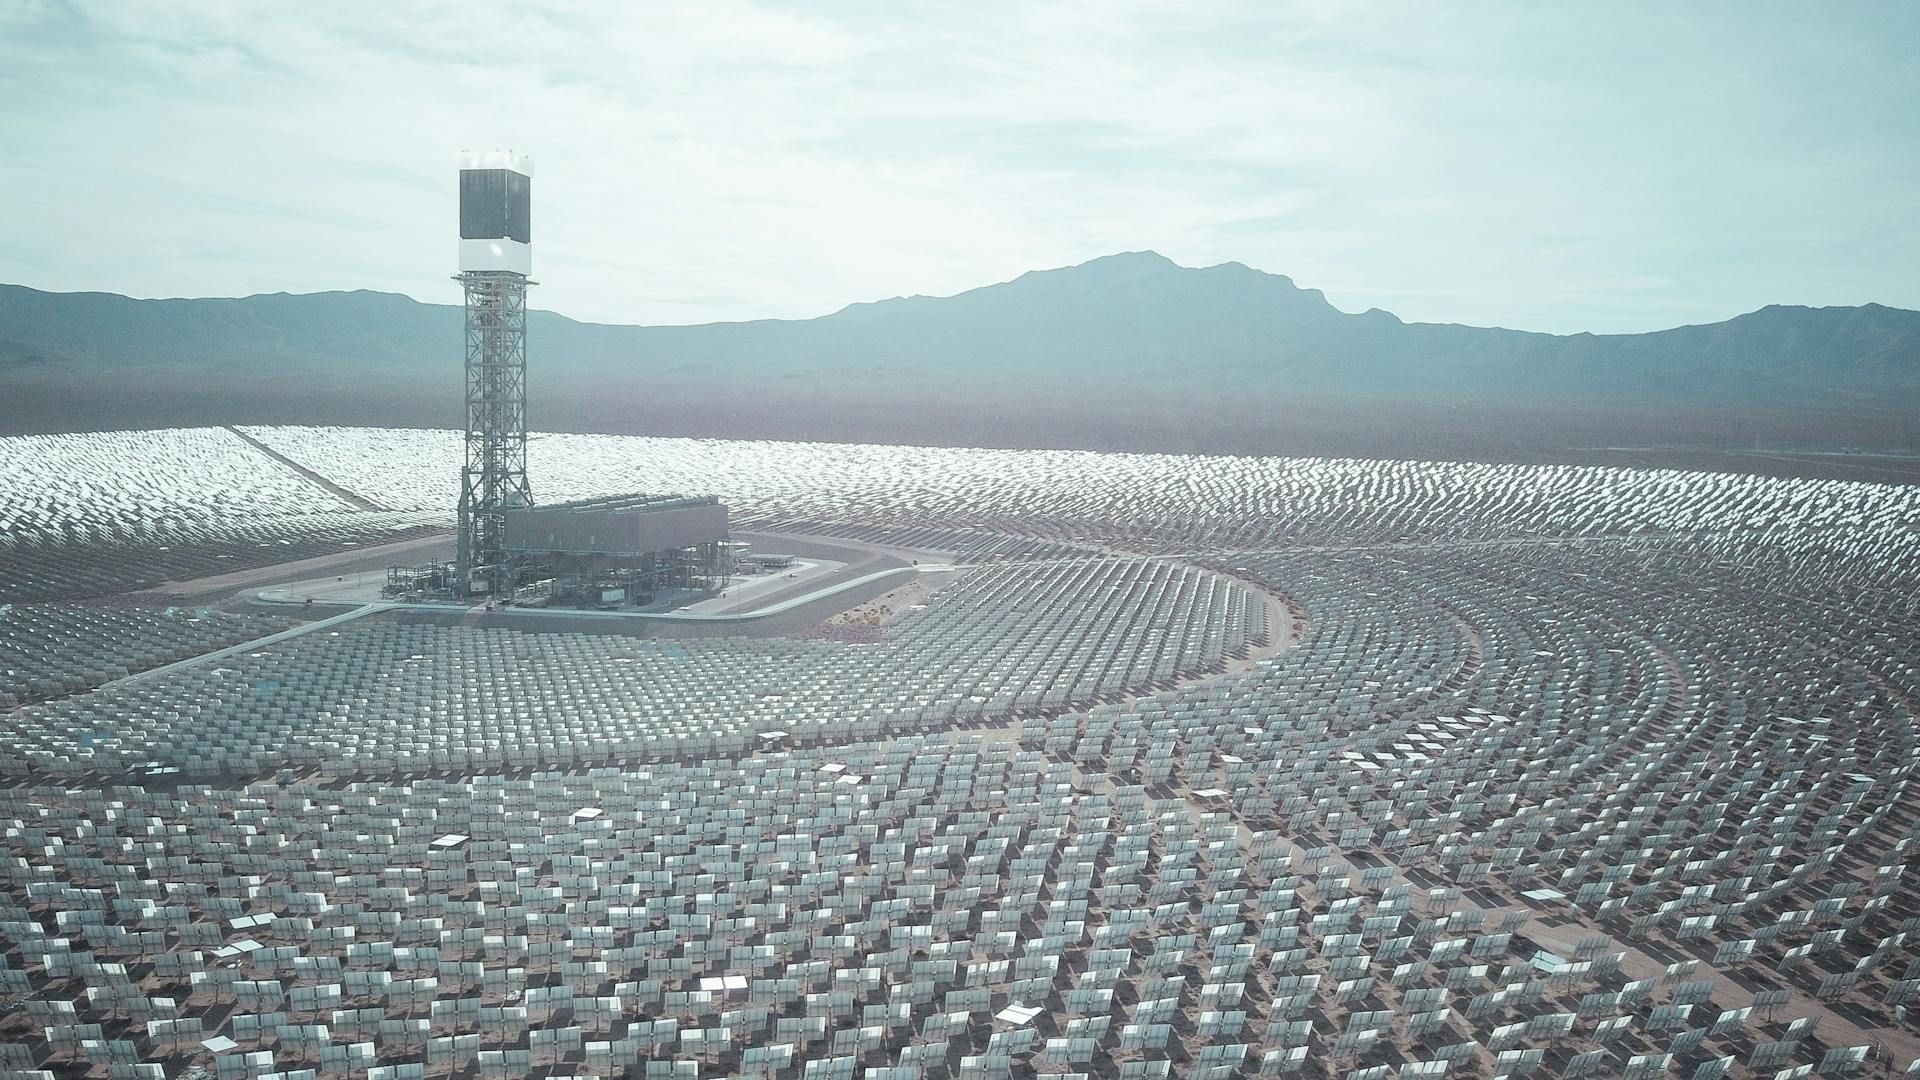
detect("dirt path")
[226,425,389,511]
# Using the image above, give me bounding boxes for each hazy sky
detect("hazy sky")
[2,1,1915,333]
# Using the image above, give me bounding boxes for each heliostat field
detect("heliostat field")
[1,425,1916,1078]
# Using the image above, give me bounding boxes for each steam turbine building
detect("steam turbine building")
[446,151,731,605]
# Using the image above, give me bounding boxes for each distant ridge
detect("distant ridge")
[3,252,1918,456]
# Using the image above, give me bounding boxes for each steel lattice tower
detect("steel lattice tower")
[455,270,531,595]
[454,151,535,597]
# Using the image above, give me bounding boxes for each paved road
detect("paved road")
[151,533,453,606]
[703,530,917,615]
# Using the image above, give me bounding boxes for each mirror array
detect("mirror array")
[3,558,1260,776]
[0,429,439,603]
[0,424,1916,1078]
[0,604,297,708]
[231,427,1918,551]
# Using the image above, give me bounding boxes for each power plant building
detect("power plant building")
[504,495,729,556]
[502,494,731,604]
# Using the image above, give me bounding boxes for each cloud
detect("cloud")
[0,0,1915,333]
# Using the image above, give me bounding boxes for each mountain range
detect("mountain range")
[4,252,1917,457]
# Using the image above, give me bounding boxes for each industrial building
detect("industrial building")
[503,493,731,606]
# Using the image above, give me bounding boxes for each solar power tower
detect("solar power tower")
[454,150,535,597]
